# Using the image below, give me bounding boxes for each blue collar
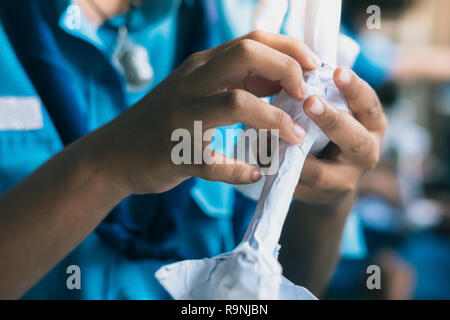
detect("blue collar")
[58,0,184,55]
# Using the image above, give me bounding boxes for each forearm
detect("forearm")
[279,191,356,296]
[0,129,126,299]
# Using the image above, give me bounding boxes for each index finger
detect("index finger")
[206,30,321,71]
[334,67,387,134]
[303,96,377,164]
[189,39,307,100]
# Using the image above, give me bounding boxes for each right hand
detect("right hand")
[90,30,321,196]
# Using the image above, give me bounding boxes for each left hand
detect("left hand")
[294,66,387,204]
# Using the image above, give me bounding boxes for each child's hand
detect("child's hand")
[294,67,387,204]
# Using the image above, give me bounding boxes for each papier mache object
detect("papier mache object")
[155,0,358,300]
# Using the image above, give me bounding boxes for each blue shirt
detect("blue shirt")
[0,0,365,299]
[0,0,260,299]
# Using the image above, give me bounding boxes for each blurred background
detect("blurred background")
[326,0,450,300]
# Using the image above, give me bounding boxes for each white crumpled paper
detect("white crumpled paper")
[156,0,354,300]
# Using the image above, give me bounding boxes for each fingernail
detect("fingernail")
[338,68,352,85]
[294,123,305,141]
[252,168,262,182]
[309,98,324,116]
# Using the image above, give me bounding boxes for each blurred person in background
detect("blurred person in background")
[325,0,450,300]
[342,0,450,89]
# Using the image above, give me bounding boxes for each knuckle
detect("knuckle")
[186,52,199,62]
[285,56,299,70]
[272,109,287,129]
[323,109,341,132]
[309,168,356,195]
[225,89,248,110]
[380,112,388,132]
[366,104,377,118]
[366,150,380,170]
[248,30,265,42]
[291,38,304,50]
[201,163,216,181]
[231,165,245,182]
[339,180,357,194]
[366,93,382,118]
[186,51,205,65]
[284,57,302,77]
[350,131,371,155]
[236,39,257,59]
[308,167,326,189]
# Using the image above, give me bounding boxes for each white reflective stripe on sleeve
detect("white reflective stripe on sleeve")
[0,97,44,130]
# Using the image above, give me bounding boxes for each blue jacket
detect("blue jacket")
[0,0,366,299]
[0,0,261,299]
